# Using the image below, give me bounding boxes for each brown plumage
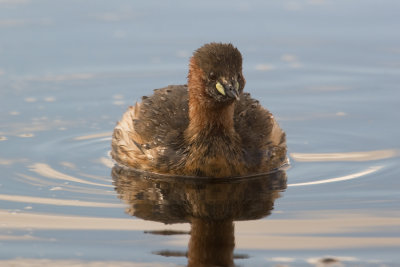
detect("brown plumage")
[111,42,287,177]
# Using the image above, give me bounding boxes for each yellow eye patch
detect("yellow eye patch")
[216,82,225,95]
[235,80,240,90]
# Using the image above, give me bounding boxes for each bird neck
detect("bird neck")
[187,58,235,137]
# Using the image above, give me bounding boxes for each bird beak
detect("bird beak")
[223,81,240,100]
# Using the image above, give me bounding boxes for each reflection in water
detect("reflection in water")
[290,149,399,162]
[288,165,383,187]
[112,165,287,267]
[0,193,123,208]
[29,163,113,188]
[73,132,112,141]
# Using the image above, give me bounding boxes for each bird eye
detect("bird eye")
[209,72,216,80]
[216,81,226,96]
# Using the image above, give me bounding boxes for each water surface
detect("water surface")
[1,1,400,266]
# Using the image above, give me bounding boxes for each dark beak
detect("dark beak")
[224,83,240,100]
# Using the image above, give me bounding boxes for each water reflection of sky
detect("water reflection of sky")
[1,0,400,266]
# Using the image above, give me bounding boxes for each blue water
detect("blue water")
[1,1,399,266]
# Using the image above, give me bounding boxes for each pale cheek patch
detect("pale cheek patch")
[216,82,226,95]
[235,80,240,90]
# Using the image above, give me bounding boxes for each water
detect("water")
[1,1,399,266]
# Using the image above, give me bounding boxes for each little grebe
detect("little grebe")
[111,43,287,177]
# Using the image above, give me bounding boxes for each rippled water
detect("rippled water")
[1,1,400,266]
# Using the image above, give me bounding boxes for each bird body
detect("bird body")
[111,43,287,177]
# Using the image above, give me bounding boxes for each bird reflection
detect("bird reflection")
[112,165,287,267]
